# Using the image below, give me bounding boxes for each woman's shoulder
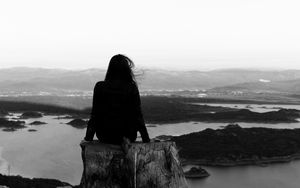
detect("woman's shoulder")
[95,81,105,87]
[93,81,106,92]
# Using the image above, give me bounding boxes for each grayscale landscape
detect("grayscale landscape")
[1,0,300,187]
[0,67,300,188]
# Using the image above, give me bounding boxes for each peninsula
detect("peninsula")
[172,124,300,166]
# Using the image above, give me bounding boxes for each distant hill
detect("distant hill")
[210,78,300,94]
[140,69,300,90]
[0,68,105,94]
[0,67,300,94]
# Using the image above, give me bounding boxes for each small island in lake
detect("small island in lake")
[20,111,43,119]
[66,119,87,129]
[29,121,47,125]
[184,166,210,179]
[172,124,300,166]
[2,127,17,132]
[0,118,25,131]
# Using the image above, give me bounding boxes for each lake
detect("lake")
[1,104,300,187]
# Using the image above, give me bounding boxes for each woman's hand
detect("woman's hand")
[80,139,91,146]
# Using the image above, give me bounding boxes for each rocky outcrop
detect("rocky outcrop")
[80,141,188,188]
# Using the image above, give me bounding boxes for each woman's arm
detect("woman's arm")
[84,119,95,141]
[84,82,101,141]
[132,84,150,143]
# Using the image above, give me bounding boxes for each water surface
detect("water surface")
[0,104,300,187]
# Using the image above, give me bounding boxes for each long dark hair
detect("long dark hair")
[105,54,136,84]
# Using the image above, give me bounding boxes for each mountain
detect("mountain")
[0,68,105,93]
[140,69,300,90]
[0,67,300,94]
[210,78,300,94]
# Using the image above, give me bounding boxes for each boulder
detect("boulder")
[80,141,188,188]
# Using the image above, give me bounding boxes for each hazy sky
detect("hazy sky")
[0,0,299,70]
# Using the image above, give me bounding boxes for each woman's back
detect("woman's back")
[92,80,137,143]
[94,80,135,118]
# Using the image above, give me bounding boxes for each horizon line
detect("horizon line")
[0,66,299,72]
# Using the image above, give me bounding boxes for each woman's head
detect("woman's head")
[105,54,136,83]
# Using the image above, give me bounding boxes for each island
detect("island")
[2,128,18,132]
[66,119,87,129]
[29,121,47,125]
[172,124,300,166]
[0,118,25,131]
[0,173,75,188]
[184,166,210,178]
[145,107,300,124]
[20,111,43,119]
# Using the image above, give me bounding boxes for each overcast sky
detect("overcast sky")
[0,0,299,70]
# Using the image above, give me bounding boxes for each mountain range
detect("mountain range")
[0,67,300,95]
[210,78,300,94]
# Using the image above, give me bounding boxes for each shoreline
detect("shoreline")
[0,147,9,175]
[181,153,300,167]
[0,97,299,126]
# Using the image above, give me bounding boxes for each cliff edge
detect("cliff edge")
[80,141,188,188]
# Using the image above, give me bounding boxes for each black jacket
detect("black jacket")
[84,80,150,144]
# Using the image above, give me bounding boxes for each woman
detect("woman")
[84,54,150,144]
